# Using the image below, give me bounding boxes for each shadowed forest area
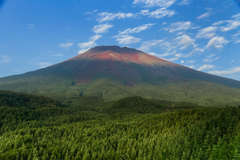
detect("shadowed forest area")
[0,91,240,159]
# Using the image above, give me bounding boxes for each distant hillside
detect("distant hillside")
[0,90,65,109]
[104,96,200,114]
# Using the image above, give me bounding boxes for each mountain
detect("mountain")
[0,46,240,106]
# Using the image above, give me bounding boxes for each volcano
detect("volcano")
[0,46,240,106]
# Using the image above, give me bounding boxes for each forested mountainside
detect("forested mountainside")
[0,91,240,159]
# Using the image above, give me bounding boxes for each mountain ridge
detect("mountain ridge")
[0,46,240,106]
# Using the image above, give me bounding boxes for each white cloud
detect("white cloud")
[197,12,211,20]
[119,23,155,35]
[175,53,185,58]
[78,41,96,49]
[140,8,176,19]
[159,42,175,51]
[186,48,204,57]
[51,53,63,57]
[114,23,155,46]
[235,40,240,44]
[179,0,191,5]
[36,62,52,68]
[158,50,176,57]
[221,21,240,32]
[187,60,196,64]
[197,64,214,71]
[196,26,218,39]
[181,60,184,63]
[93,24,113,34]
[78,48,90,55]
[78,35,102,49]
[209,67,240,75]
[27,24,35,29]
[97,12,135,23]
[232,13,240,20]
[176,34,195,50]
[168,57,179,61]
[59,43,73,48]
[84,9,98,15]
[148,52,158,56]
[139,39,164,51]
[114,35,141,45]
[166,21,191,32]
[187,65,195,69]
[90,34,102,41]
[207,54,216,58]
[0,55,10,63]
[133,0,176,8]
[203,59,212,62]
[213,13,240,32]
[206,36,229,49]
[203,54,220,62]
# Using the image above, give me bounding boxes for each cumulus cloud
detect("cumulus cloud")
[166,21,191,32]
[133,0,176,8]
[92,24,113,34]
[114,35,141,45]
[78,48,90,55]
[176,34,195,50]
[197,12,211,20]
[78,35,102,54]
[0,55,10,63]
[209,67,240,75]
[206,36,229,49]
[36,62,52,68]
[213,13,240,32]
[196,26,218,39]
[78,35,102,49]
[187,65,196,69]
[221,21,240,32]
[140,8,176,19]
[114,23,155,45]
[59,43,73,48]
[119,23,155,35]
[97,12,135,23]
[197,64,214,71]
[139,39,164,51]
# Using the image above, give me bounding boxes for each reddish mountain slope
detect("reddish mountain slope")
[0,46,240,106]
[50,45,240,88]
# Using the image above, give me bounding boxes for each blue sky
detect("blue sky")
[0,0,240,80]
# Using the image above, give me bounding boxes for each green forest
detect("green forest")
[0,91,240,159]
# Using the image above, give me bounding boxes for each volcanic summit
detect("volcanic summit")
[53,45,240,88]
[0,46,240,106]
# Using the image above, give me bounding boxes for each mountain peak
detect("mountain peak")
[88,45,141,54]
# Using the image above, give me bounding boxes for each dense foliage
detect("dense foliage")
[104,96,198,114]
[1,91,240,159]
[0,91,65,109]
